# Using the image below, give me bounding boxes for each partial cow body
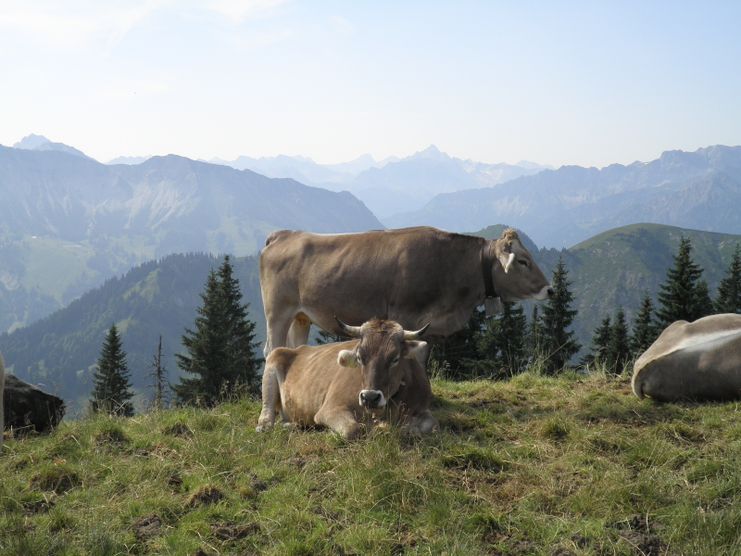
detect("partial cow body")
[256,319,438,439]
[259,226,551,355]
[632,313,741,402]
[0,354,4,449]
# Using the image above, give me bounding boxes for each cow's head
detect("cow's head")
[488,228,553,302]
[335,318,429,410]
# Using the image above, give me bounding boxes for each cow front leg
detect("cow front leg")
[314,407,362,440]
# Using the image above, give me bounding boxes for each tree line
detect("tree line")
[89,239,741,415]
[429,238,741,379]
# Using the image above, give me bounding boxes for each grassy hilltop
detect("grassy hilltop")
[1,373,740,555]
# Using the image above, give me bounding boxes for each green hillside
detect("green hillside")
[2,373,739,555]
[563,223,741,350]
[473,223,741,352]
[0,253,265,414]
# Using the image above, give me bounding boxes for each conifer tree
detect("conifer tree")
[428,307,486,379]
[217,255,262,393]
[480,301,528,375]
[631,294,657,357]
[316,328,348,345]
[91,324,134,417]
[174,256,261,406]
[656,237,713,327]
[150,335,168,411]
[608,309,631,373]
[527,305,545,362]
[541,258,580,374]
[585,316,611,367]
[715,244,741,313]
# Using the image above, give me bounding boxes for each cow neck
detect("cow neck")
[480,243,497,299]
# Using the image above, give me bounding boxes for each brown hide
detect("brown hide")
[256,326,436,439]
[632,314,741,402]
[259,226,550,354]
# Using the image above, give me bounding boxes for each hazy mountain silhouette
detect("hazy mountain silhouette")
[388,146,741,247]
[0,144,381,333]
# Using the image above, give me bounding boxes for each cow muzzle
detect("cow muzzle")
[534,285,554,301]
[358,389,386,409]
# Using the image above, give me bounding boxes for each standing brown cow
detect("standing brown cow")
[259,226,552,356]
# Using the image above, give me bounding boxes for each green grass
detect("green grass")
[2,372,741,555]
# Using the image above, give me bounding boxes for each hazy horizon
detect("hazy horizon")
[2,1,741,168]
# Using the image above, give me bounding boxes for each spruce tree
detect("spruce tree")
[174,257,262,406]
[585,316,611,368]
[428,307,486,379]
[541,258,580,374]
[607,309,631,373]
[715,244,741,313]
[631,295,657,357]
[316,328,348,345]
[484,301,528,376]
[527,305,545,364]
[656,237,713,327]
[150,335,168,411]
[91,325,134,417]
[217,255,262,394]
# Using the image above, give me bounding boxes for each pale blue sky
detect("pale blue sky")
[1,1,740,167]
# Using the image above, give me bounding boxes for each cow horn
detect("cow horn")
[334,316,362,338]
[403,322,430,340]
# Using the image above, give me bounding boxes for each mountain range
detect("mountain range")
[0,137,380,333]
[213,145,547,218]
[388,146,741,248]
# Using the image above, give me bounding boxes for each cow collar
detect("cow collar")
[481,244,502,317]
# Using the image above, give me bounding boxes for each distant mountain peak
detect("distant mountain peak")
[13,133,89,159]
[413,144,447,160]
[107,155,151,165]
[14,134,52,150]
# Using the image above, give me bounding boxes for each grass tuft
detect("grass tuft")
[30,464,81,494]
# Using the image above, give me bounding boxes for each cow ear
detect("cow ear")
[402,341,429,366]
[337,349,359,368]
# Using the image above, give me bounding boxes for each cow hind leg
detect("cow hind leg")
[287,313,312,348]
[263,308,295,358]
[256,364,281,432]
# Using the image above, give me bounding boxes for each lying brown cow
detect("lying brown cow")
[632,313,741,402]
[256,319,438,439]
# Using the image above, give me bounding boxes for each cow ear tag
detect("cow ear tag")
[337,350,359,368]
[485,297,503,317]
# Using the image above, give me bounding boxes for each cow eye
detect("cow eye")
[392,356,400,366]
[518,259,529,267]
